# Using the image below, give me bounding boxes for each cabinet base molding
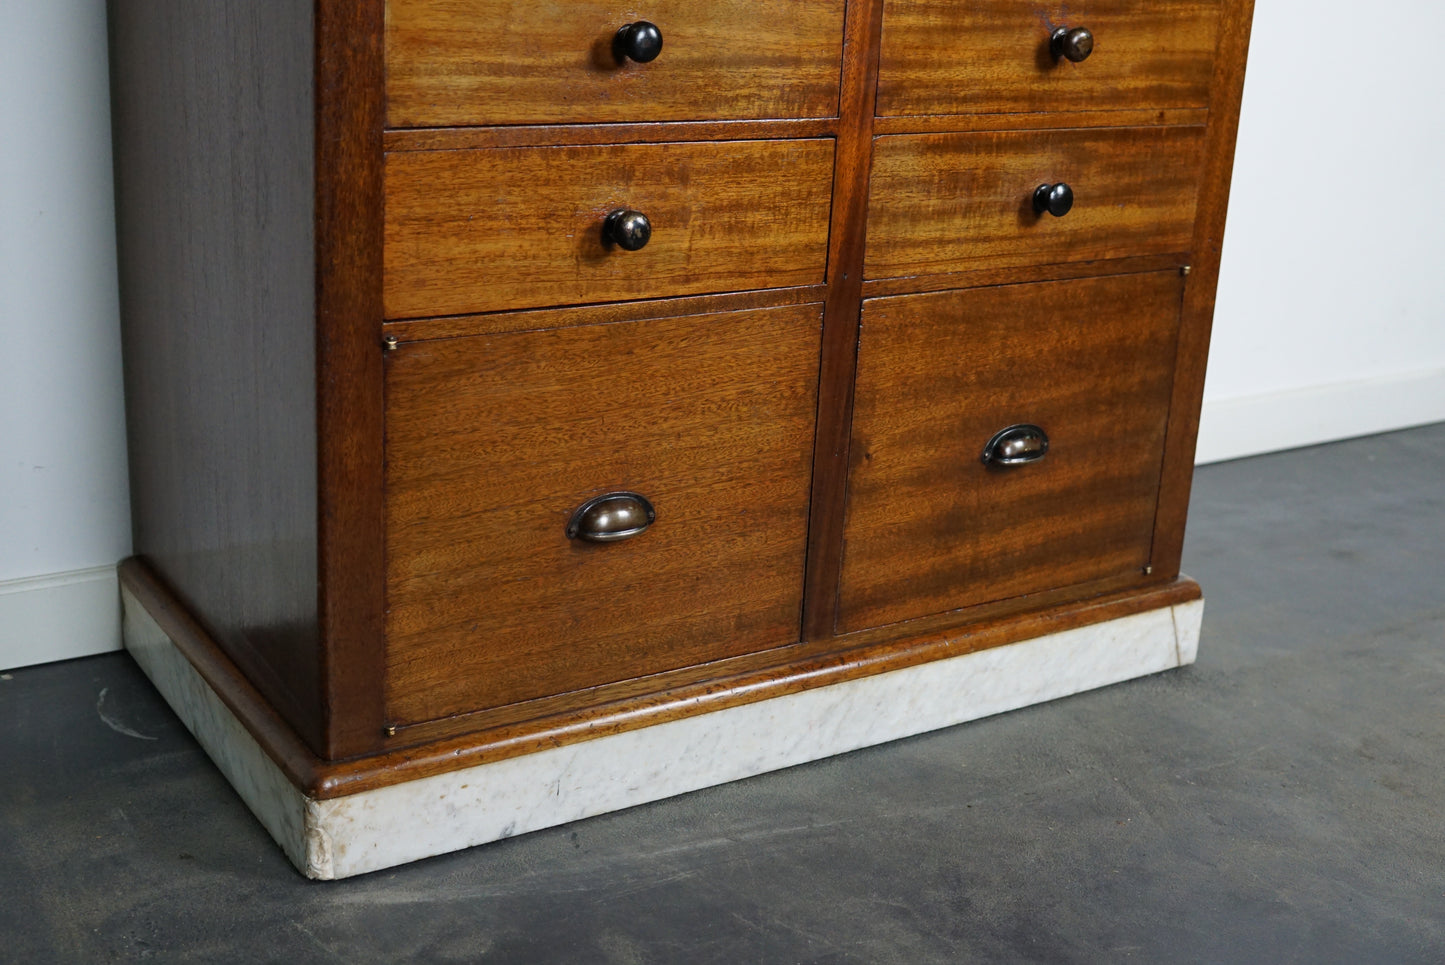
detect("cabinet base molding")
[122,572,1202,879]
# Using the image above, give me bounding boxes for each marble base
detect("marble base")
[122,585,1202,879]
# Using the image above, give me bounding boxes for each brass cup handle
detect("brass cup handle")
[981,424,1049,466]
[566,492,656,542]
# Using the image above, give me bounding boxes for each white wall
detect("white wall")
[1198,0,1445,462]
[0,1,130,668]
[2,3,1443,668]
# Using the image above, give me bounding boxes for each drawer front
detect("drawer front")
[386,0,847,128]
[876,0,1221,117]
[837,273,1181,634]
[865,126,1205,280]
[385,139,835,318]
[385,305,822,726]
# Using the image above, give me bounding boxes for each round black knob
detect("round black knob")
[1050,26,1094,63]
[603,209,652,251]
[614,21,663,64]
[1032,183,1074,218]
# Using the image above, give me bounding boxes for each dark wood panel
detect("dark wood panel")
[865,125,1206,280]
[837,273,1183,633]
[877,0,1221,116]
[313,0,388,758]
[109,0,324,752]
[386,0,846,127]
[384,139,835,318]
[384,305,822,726]
[801,0,887,640]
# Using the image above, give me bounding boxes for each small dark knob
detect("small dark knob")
[614,21,664,63]
[603,209,652,251]
[981,425,1049,466]
[1050,26,1094,63]
[1032,182,1074,218]
[567,492,656,542]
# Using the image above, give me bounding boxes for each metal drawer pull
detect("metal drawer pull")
[1050,26,1094,63]
[614,21,664,64]
[603,208,652,251]
[566,492,656,542]
[981,424,1049,466]
[1032,182,1074,217]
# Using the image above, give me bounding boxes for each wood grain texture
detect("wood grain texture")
[109,0,324,752]
[384,305,822,726]
[313,0,388,758]
[385,0,846,127]
[876,0,1222,116]
[837,272,1183,633]
[801,0,887,640]
[1149,0,1256,579]
[865,125,1205,279]
[384,139,835,318]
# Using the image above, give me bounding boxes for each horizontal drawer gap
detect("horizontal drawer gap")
[385,118,839,153]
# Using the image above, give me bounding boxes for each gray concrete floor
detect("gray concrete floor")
[4,424,1444,963]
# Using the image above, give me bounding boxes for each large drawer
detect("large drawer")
[837,273,1182,634]
[876,0,1221,117]
[864,126,1205,280]
[386,0,847,128]
[384,304,822,726]
[385,139,835,318]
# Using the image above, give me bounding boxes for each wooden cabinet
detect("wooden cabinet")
[111,0,1253,876]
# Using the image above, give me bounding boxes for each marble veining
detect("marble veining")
[123,589,1203,879]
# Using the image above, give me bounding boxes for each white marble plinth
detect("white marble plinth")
[122,585,1202,879]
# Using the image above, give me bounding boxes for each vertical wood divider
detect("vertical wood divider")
[802,0,887,640]
[1149,0,1256,578]
[314,0,389,758]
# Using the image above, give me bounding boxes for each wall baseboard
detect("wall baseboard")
[1197,367,1445,464]
[0,565,121,671]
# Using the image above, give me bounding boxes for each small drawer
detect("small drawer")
[385,139,835,318]
[837,272,1182,634]
[876,0,1221,117]
[386,0,847,128]
[384,304,822,726]
[864,126,1205,280]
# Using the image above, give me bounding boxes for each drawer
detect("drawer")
[384,304,823,726]
[385,139,835,318]
[837,273,1181,634]
[864,126,1205,280]
[876,0,1221,117]
[386,0,847,128]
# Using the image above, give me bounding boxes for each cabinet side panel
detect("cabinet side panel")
[109,2,323,751]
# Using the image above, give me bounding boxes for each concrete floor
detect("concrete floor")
[3,424,1444,963]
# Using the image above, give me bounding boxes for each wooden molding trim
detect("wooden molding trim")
[122,556,1199,800]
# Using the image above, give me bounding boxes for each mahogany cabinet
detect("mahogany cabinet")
[111,0,1253,877]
